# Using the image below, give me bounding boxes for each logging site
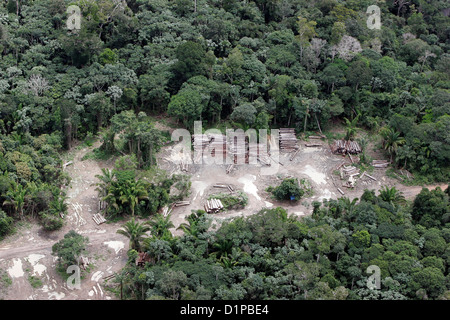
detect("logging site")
[0,0,449,306]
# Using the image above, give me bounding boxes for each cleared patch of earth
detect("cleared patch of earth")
[157,140,447,235]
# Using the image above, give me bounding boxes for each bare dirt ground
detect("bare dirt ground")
[0,141,128,300]
[158,139,448,237]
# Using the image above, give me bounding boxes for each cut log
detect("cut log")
[337,188,345,195]
[63,161,73,168]
[348,153,354,163]
[213,184,229,188]
[305,143,322,147]
[290,148,301,161]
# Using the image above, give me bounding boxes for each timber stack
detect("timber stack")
[92,213,106,225]
[193,133,226,161]
[341,165,360,177]
[204,198,224,213]
[207,133,226,158]
[227,130,247,164]
[249,142,270,165]
[330,139,361,155]
[279,128,298,151]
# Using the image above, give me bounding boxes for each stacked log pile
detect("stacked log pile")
[227,131,247,164]
[92,213,106,225]
[204,199,224,213]
[193,133,227,162]
[208,133,226,158]
[330,139,361,154]
[279,128,298,151]
[248,142,270,165]
[372,160,390,168]
[342,165,360,177]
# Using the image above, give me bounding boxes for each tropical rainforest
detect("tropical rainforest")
[0,0,449,300]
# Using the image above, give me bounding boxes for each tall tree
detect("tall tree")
[116,218,150,251]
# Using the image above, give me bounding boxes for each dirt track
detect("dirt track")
[0,141,128,300]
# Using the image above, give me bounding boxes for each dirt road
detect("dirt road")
[0,141,128,300]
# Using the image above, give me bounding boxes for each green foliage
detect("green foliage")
[39,212,64,231]
[28,275,43,288]
[268,178,305,201]
[412,187,449,228]
[117,218,151,252]
[52,230,89,270]
[0,209,14,238]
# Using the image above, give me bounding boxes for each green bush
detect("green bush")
[40,212,64,231]
[0,209,14,238]
[269,178,305,201]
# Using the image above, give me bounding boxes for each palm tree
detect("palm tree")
[378,186,405,206]
[176,210,208,237]
[3,183,28,219]
[380,127,406,163]
[343,112,360,141]
[117,180,149,217]
[116,218,151,252]
[94,168,115,197]
[49,196,69,218]
[212,239,233,260]
[146,213,174,239]
[339,197,359,216]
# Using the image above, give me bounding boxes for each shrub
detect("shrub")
[0,209,14,238]
[40,212,64,231]
[269,178,305,201]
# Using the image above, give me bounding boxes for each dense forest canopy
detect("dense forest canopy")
[115,186,450,300]
[0,0,449,301]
